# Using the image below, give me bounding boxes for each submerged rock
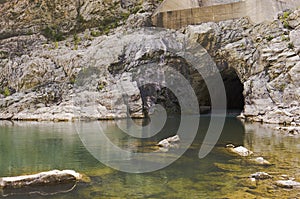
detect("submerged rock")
[250,172,272,180]
[249,157,272,166]
[275,180,300,189]
[226,144,253,157]
[214,163,242,172]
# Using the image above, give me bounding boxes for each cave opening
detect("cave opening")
[221,67,245,113]
[136,60,245,116]
[138,66,245,116]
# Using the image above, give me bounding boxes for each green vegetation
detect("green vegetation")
[1,87,11,97]
[42,26,65,41]
[283,21,290,29]
[98,17,120,35]
[278,83,286,92]
[54,41,59,49]
[69,76,76,84]
[73,34,81,50]
[97,81,107,91]
[279,11,292,29]
[282,11,291,19]
[77,14,85,24]
[288,42,294,49]
[0,51,8,59]
[281,35,290,41]
[90,30,101,37]
[130,5,142,14]
[266,35,274,42]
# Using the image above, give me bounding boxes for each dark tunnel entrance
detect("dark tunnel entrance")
[136,60,245,116]
[221,67,245,112]
[138,67,245,116]
[194,67,245,114]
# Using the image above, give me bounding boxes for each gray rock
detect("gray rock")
[226,144,253,157]
[275,180,300,189]
[166,135,180,143]
[250,157,272,166]
[0,170,81,188]
[157,135,180,148]
[250,172,271,180]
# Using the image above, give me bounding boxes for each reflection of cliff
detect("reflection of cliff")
[0,121,84,176]
[243,122,300,169]
[152,0,300,29]
[2,181,77,197]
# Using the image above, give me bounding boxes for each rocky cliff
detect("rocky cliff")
[0,0,299,125]
[187,9,300,124]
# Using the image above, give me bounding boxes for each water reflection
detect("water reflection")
[0,121,82,177]
[0,117,299,198]
[1,182,77,198]
[244,122,300,171]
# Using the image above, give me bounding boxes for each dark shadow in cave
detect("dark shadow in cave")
[139,84,180,116]
[221,67,245,113]
[138,66,245,116]
[135,58,244,116]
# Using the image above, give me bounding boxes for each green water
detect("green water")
[0,116,299,198]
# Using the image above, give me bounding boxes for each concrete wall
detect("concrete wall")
[152,0,300,29]
[153,0,243,15]
[202,0,242,6]
[153,0,201,15]
[152,1,246,29]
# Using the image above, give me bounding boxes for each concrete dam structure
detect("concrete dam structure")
[152,0,300,29]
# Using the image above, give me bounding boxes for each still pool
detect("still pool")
[0,116,299,198]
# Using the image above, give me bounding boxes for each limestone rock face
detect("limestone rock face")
[0,28,200,120]
[0,0,299,124]
[0,0,151,39]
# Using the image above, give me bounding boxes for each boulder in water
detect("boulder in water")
[226,144,253,157]
[250,172,272,180]
[0,170,82,189]
[250,157,272,166]
[157,135,180,148]
[275,180,300,189]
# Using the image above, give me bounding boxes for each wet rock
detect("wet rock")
[249,157,272,166]
[275,180,300,189]
[157,135,180,148]
[157,139,170,148]
[226,144,253,157]
[250,172,272,180]
[0,170,82,189]
[276,126,300,135]
[165,135,180,143]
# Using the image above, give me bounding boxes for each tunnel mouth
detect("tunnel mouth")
[134,55,245,116]
[138,66,245,117]
[221,67,245,114]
